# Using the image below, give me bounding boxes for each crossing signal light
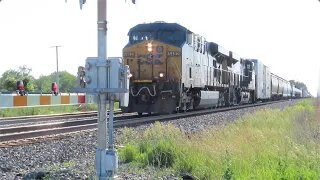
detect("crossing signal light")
[16,80,26,96]
[52,82,58,96]
[125,0,136,4]
[79,0,86,9]
[78,66,87,88]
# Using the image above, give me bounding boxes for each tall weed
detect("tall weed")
[119,100,320,179]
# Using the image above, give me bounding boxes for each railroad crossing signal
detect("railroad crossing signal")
[76,0,135,10]
[125,0,136,4]
[79,0,86,9]
[64,0,86,9]
[70,0,131,179]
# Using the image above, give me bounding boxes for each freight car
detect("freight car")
[251,59,302,100]
[293,87,302,98]
[121,22,301,114]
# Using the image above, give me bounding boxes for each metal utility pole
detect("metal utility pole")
[75,0,131,179]
[51,45,61,93]
[76,0,129,179]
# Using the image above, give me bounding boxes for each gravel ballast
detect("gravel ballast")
[0,100,297,179]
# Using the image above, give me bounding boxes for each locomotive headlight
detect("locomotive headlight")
[129,72,134,79]
[147,43,152,52]
[159,72,164,78]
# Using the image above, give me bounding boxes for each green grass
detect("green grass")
[118,100,320,179]
[0,102,120,118]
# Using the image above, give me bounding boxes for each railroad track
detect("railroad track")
[0,100,286,147]
[0,110,123,126]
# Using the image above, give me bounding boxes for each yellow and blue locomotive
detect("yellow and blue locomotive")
[121,22,255,114]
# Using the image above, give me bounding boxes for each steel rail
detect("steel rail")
[115,100,287,127]
[0,112,151,135]
[0,111,97,121]
[0,110,121,126]
[0,113,153,142]
[0,112,97,126]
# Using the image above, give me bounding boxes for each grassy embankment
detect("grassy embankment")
[119,100,320,179]
[0,102,119,118]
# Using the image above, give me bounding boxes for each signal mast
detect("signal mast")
[74,0,134,179]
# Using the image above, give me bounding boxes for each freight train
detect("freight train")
[121,22,302,114]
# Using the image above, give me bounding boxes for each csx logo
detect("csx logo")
[167,51,180,57]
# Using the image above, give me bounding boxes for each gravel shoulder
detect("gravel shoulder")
[0,100,297,179]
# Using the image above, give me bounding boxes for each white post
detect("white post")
[76,0,131,178]
[95,0,118,179]
[96,0,108,152]
[97,94,107,149]
[108,96,114,149]
[51,45,61,93]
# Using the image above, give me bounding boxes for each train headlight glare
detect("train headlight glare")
[147,43,152,52]
[159,72,164,78]
[129,72,134,78]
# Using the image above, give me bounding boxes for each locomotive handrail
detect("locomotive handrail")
[160,90,173,94]
[130,85,156,97]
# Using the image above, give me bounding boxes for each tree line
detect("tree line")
[0,65,77,93]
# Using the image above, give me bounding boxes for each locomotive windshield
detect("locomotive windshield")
[127,23,187,47]
[129,30,185,46]
[157,30,184,46]
[130,31,154,42]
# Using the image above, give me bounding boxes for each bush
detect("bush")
[147,140,176,168]
[119,144,139,163]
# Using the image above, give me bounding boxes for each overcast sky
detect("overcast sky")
[0,0,319,96]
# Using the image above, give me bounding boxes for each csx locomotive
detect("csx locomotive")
[121,22,302,114]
